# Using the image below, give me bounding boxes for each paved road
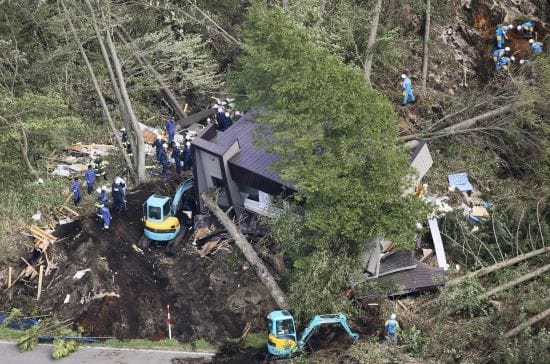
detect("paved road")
[0,341,215,364]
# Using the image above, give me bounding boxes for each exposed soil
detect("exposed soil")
[8,178,276,344]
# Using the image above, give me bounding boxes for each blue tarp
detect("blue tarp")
[0,314,38,330]
[448,172,473,192]
[38,336,100,343]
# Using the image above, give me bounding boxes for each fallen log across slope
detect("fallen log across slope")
[201,192,288,309]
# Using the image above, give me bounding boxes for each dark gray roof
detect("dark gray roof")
[192,112,295,193]
[377,261,445,297]
[379,251,417,277]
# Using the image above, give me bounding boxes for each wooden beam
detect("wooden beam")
[37,265,44,301]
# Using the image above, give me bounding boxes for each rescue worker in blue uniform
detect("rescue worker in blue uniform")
[166,116,176,145]
[182,141,192,171]
[400,74,415,106]
[159,143,169,176]
[492,47,510,63]
[100,205,112,230]
[111,177,124,213]
[153,134,163,164]
[70,177,82,207]
[93,154,108,181]
[496,56,511,71]
[495,24,513,48]
[517,21,534,37]
[84,164,96,195]
[529,39,543,54]
[172,142,182,174]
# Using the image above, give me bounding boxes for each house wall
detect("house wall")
[221,141,243,213]
[194,149,229,206]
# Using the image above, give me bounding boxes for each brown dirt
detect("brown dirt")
[5,178,276,343]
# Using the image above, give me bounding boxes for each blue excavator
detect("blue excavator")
[139,178,193,253]
[267,310,359,357]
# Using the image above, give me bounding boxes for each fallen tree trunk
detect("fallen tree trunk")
[504,306,550,338]
[480,264,550,299]
[447,246,550,287]
[201,193,288,309]
[401,104,516,141]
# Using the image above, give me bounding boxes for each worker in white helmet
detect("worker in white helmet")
[182,141,192,171]
[172,142,182,174]
[529,39,543,54]
[384,313,400,345]
[159,143,169,176]
[153,133,164,163]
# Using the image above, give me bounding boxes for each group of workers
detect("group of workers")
[153,128,193,177]
[493,21,544,71]
[207,98,240,131]
[68,152,128,230]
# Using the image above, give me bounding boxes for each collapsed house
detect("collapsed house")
[191,112,434,219]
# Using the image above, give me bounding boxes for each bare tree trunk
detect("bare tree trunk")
[201,193,288,308]
[17,119,36,175]
[104,27,146,182]
[363,0,383,86]
[85,0,137,167]
[115,28,188,122]
[448,246,550,287]
[401,104,516,141]
[504,306,550,338]
[60,0,137,182]
[480,264,550,299]
[421,0,430,92]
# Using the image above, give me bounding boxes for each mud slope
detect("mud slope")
[38,181,276,342]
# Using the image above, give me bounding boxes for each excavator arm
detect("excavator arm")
[298,313,359,347]
[170,178,193,216]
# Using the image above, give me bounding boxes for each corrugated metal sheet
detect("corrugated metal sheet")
[378,250,417,277]
[377,262,445,297]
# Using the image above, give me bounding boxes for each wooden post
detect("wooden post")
[37,265,44,301]
[8,267,12,301]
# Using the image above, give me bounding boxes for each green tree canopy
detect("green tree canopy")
[232,4,425,258]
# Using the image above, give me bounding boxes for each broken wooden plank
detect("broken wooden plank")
[37,265,44,300]
[366,239,381,275]
[59,205,79,217]
[428,217,448,270]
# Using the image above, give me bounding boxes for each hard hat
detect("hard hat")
[115,177,122,184]
[156,134,162,140]
[206,117,211,122]
[120,127,126,132]
[508,24,514,29]
[186,141,191,148]
[185,134,191,140]
[505,47,510,51]
[221,101,227,106]
[162,143,168,149]
[235,111,240,116]
[520,59,526,64]
[510,56,515,61]
[175,142,180,147]
[529,39,534,44]
[225,112,230,117]
[390,313,397,320]
[213,104,218,109]
[102,185,107,190]
[517,25,522,31]
[218,107,224,113]
[401,74,407,79]
[96,188,102,194]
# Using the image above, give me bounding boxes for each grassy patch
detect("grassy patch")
[98,338,217,352]
[227,332,266,349]
[0,327,26,340]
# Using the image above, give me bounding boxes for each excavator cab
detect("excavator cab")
[142,178,194,243]
[143,195,180,241]
[267,310,298,356]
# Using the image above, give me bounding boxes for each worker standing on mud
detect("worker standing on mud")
[495,24,513,48]
[153,134,163,164]
[166,116,176,145]
[70,177,82,207]
[160,143,169,176]
[85,164,96,195]
[492,47,510,63]
[100,205,112,230]
[172,142,182,174]
[529,39,543,54]
[496,56,511,71]
[182,141,192,171]
[97,185,109,207]
[111,177,124,213]
[400,74,415,106]
[384,314,400,345]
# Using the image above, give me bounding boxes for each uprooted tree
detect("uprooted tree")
[230,3,427,321]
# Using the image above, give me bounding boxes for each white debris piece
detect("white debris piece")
[64,294,71,304]
[32,211,41,222]
[73,268,91,280]
[52,165,72,177]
